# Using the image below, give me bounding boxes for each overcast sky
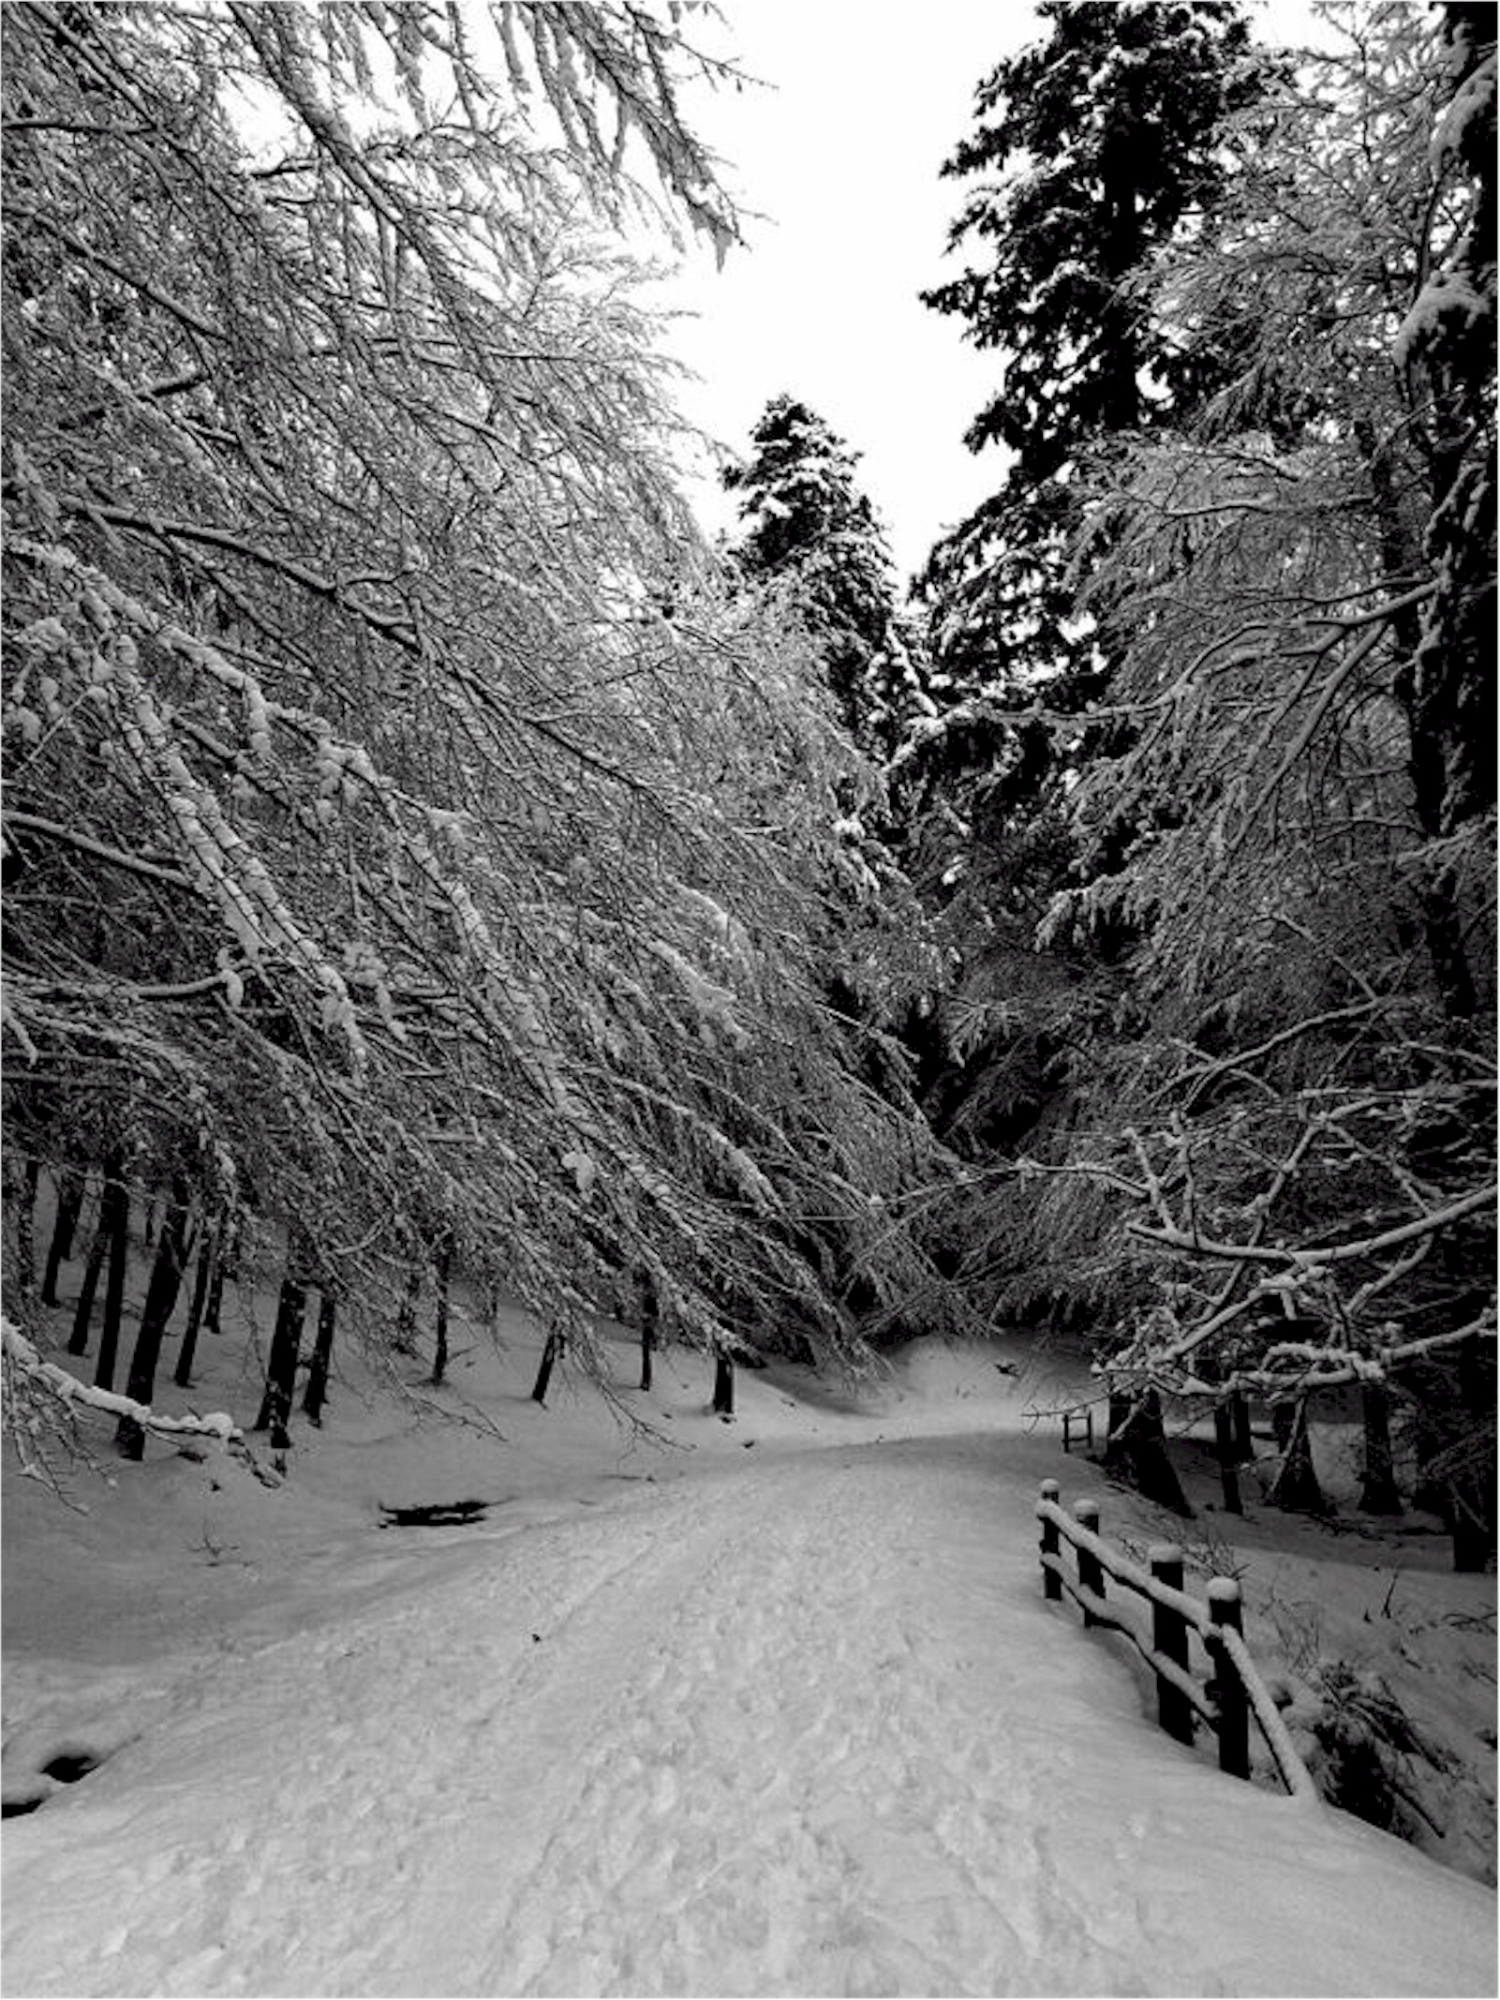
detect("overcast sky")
[648,0,1324,584]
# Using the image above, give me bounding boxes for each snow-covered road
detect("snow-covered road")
[4,1427,1493,1997]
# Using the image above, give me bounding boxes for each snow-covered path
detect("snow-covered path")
[4,1428,1493,1997]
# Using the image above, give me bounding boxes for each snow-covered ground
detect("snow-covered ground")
[4,1298,1496,1998]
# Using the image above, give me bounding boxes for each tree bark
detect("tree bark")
[1268,1398,1328,1515]
[712,1350,735,1416]
[637,1269,657,1392]
[40,1166,85,1306]
[430,1233,452,1387]
[69,1160,122,1357]
[1358,1383,1402,1514]
[173,1217,220,1388]
[1213,1402,1244,1514]
[531,1330,564,1405]
[1104,1388,1192,1516]
[255,1268,308,1436]
[303,1289,337,1425]
[93,1171,131,1392]
[11,1156,40,1306]
[116,1177,191,1459]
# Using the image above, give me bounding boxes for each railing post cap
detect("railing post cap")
[1073,1497,1099,1521]
[1207,1577,1242,1604]
[1148,1542,1183,1568]
[1040,1478,1060,1499]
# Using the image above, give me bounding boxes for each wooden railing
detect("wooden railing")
[1036,1480,1319,1804]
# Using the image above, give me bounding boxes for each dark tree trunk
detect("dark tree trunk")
[255,1268,308,1435]
[94,1173,132,1392]
[1230,1390,1253,1462]
[637,1269,657,1393]
[531,1330,564,1405]
[712,1351,735,1416]
[303,1290,337,1425]
[1271,1400,1296,1452]
[69,1160,123,1357]
[1104,1388,1192,1516]
[40,1166,85,1306]
[173,1218,220,1388]
[1213,1402,1244,1514]
[1268,1398,1329,1515]
[203,1210,233,1337]
[430,1233,452,1387]
[1358,1384,1402,1514]
[116,1178,191,1460]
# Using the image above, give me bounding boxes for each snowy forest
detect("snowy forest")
[2,3,1496,1995]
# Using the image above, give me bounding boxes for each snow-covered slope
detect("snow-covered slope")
[3,1320,1495,1997]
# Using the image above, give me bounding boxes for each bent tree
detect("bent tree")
[3,0,954,1459]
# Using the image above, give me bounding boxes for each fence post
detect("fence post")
[1039,1479,1062,1600]
[1073,1498,1103,1627]
[1208,1578,1250,1780]
[1150,1545,1194,1746]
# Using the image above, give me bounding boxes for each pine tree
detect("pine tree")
[917,0,1265,700]
[723,396,933,762]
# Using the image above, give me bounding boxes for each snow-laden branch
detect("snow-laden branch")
[2,1321,241,1445]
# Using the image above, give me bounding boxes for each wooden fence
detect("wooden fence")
[1036,1480,1319,1804]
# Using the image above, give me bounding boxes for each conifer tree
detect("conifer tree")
[917,0,1264,702]
[723,396,933,762]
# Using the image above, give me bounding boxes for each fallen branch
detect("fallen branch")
[2,1319,241,1445]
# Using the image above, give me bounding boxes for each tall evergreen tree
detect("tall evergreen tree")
[723,396,933,762]
[916,0,1265,700]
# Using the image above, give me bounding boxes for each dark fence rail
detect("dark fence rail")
[1036,1480,1318,1804]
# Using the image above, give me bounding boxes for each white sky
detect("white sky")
[648,0,1327,583]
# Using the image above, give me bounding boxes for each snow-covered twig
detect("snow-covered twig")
[2,1320,241,1446]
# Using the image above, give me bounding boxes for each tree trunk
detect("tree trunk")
[93,1172,131,1392]
[173,1218,220,1388]
[531,1330,564,1405]
[255,1268,308,1436]
[68,1161,122,1357]
[712,1350,735,1417]
[1104,1387,1192,1516]
[1213,1402,1244,1514]
[1230,1390,1253,1462]
[303,1290,338,1426]
[1268,1398,1328,1516]
[430,1233,452,1387]
[637,1269,657,1393]
[116,1178,191,1460]
[203,1209,233,1337]
[1358,1384,1402,1514]
[40,1166,85,1306]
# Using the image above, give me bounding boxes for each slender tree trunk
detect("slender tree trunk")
[40,1166,85,1306]
[1230,1390,1253,1462]
[1269,1398,1328,1515]
[173,1217,220,1388]
[69,1161,121,1356]
[116,1177,191,1460]
[531,1330,564,1404]
[255,1267,308,1435]
[637,1269,657,1393]
[430,1233,452,1386]
[93,1172,131,1391]
[303,1289,338,1425]
[203,1209,234,1336]
[1358,1384,1402,1514]
[1213,1402,1244,1514]
[712,1350,735,1416]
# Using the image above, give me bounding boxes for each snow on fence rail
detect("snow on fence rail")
[1036,1480,1318,1805]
